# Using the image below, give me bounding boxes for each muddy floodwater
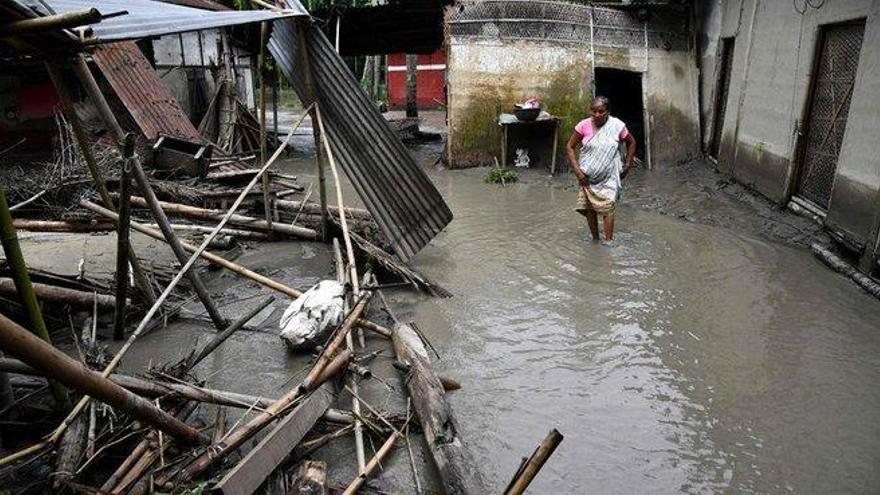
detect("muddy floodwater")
[122,146,880,493]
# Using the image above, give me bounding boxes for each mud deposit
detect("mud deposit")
[120,146,879,493]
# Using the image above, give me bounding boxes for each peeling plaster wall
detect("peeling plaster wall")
[445,1,699,169]
[700,0,880,261]
[446,40,592,167]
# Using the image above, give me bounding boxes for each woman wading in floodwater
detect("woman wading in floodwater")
[565,96,637,242]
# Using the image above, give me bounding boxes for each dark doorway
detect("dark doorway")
[710,37,735,159]
[594,68,646,161]
[795,19,865,211]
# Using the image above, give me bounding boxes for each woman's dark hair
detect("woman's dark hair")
[592,95,611,110]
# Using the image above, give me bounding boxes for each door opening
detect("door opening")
[710,37,735,160]
[795,19,865,211]
[594,68,646,162]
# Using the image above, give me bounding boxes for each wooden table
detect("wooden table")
[498,113,561,174]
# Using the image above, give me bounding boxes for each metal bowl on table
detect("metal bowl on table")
[513,107,540,121]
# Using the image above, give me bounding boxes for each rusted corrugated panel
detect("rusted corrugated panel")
[91,41,203,143]
[269,18,453,261]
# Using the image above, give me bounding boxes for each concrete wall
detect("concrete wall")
[447,39,593,166]
[445,1,700,169]
[700,0,880,264]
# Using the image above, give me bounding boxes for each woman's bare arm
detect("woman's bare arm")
[621,133,637,178]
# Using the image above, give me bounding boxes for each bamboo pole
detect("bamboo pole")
[80,201,394,338]
[11,219,114,232]
[342,431,402,495]
[504,429,564,495]
[314,105,359,297]
[0,313,206,444]
[0,101,318,470]
[185,296,275,370]
[334,239,365,475]
[294,18,329,239]
[258,21,273,236]
[44,61,155,305]
[0,278,117,309]
[112,136,134,340]
[70,56,228,330]
[173,350,353,484]
[275,199,371,220]
[0,8,100,35]
[0,180,67,406]
[123,195,316,239]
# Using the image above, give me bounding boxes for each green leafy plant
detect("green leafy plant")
[484,167,519,185]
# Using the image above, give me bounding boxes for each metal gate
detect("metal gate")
[710,37,735,159]
[795,20,865,210]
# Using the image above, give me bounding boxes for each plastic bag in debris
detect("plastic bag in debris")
[279,280,345,350]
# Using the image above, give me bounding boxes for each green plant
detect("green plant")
[484,167,519,185]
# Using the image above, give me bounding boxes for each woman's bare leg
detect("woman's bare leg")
[602,214,614,241]
[586,210,600,241]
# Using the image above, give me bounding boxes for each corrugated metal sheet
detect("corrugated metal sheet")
[269,18,453,261]
[91,41,205,143]
[20,0,305,41]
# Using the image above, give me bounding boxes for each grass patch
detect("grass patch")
[484,167,519,185]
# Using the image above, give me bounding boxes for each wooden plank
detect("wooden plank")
[212,383,335,495]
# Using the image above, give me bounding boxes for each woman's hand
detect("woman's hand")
[576,172,590,188]
[621,159,634,179]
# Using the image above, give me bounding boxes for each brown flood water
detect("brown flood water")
[123,147,880,493]
[390,162,880,493]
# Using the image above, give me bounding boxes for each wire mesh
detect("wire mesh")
[447,0,688,50]
[797,21,865,209]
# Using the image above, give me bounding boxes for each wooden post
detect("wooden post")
[0,313,206,445]
[294,18,329,239]
[0,179,67,406]
[44,61,156,305]
[112,135,134,340]
[393,323,488,493]
[71,55,227,332]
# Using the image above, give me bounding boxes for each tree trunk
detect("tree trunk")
[406,54,418,119]
[393,323,488,494]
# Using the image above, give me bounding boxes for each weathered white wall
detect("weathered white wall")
[447,38,700,168]
[447,39,592,166]
[702,0,879,257]
[151,30,256,115]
